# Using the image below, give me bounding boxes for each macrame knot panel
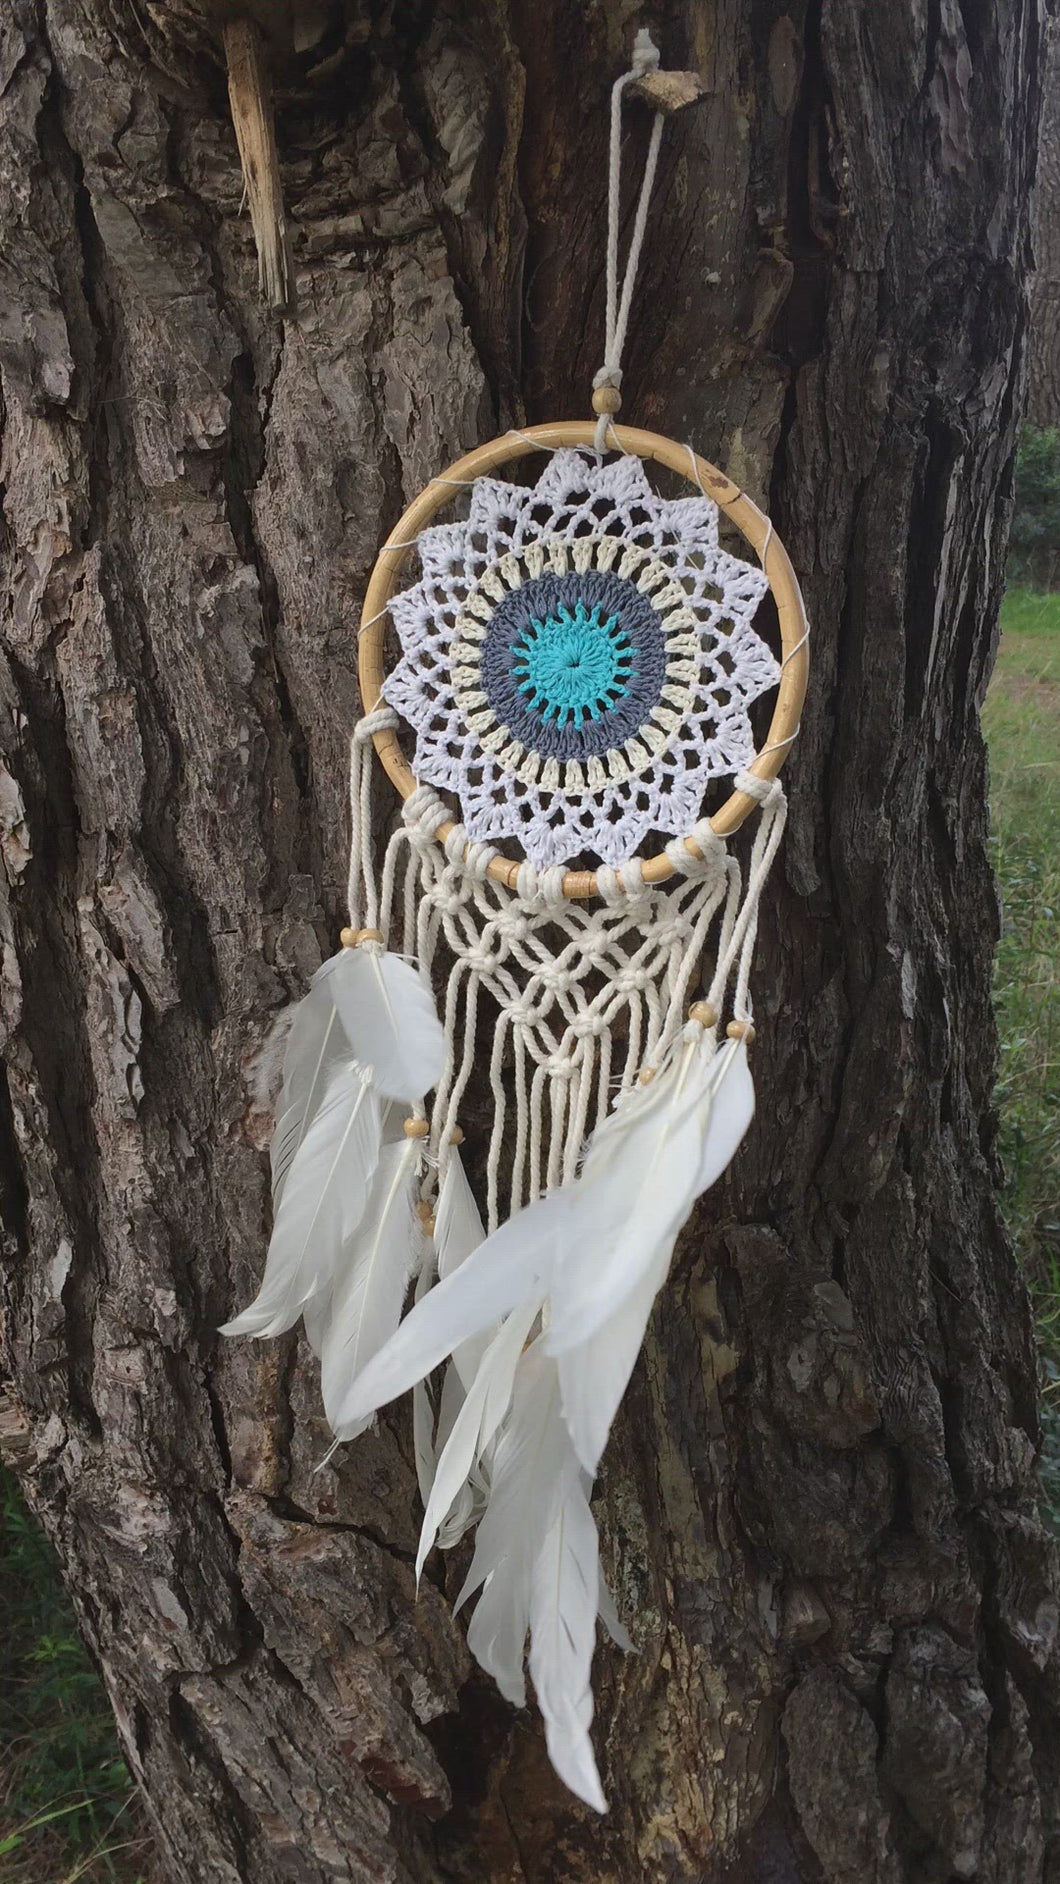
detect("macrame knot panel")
[341,772,774,1232]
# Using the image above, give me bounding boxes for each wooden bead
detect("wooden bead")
[341,926,383,947]
[726,1020,756,1044]
[591,385,622,416]
[448,1126,465,1146]
[403,1117,430,1138]
[638,1066,657,1086]
[689,1000,717,1028]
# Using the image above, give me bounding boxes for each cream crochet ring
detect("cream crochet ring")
[380,447,779,870]
[359,421,808,899]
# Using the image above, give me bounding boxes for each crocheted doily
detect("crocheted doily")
[383,449,779,869]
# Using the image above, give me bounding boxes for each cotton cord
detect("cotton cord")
[342,750,787,1231]
[593,30,666,450]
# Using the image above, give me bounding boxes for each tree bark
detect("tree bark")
[1029,14,1060,426]
[0,2,1056,1881]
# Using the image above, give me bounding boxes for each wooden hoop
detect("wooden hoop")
[358,422,808,900]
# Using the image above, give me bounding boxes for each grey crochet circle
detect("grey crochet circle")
[478,570,667,761]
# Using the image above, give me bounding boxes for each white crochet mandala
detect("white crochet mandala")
[383,449,779,869]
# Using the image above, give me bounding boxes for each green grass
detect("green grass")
[983,586,1060,1524]
[0,1472,153,1882]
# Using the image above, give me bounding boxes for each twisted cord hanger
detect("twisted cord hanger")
[592,29,666,450]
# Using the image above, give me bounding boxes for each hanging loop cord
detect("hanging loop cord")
[593,29,666,451]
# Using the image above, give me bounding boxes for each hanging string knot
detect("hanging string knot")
[593,28,667,449]
[630,28,661,75]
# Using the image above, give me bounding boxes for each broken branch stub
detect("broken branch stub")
[222,15,294,314]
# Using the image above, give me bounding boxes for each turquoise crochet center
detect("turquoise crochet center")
[513,600,634,730]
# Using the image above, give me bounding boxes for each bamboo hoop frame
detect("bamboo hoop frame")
[358,422,809,900]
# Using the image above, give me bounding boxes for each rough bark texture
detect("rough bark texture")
[1029,13,1060,425]
[0,2,1057,1880]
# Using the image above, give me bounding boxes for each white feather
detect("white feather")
[413,1377,437,1508]
[331,1189,562,1431]
[456,1343,608,1810]
[221,1062,382,1339]
[416,1296,541,1578]
[458,1344,577,1705]
[435,1149,485,1282]
[530,1475,606,1813]
[547,1031,754,1355]
[302,1294,330,1358]
[556,1241,672,1475]
[315,943,445,1102]
[435,1357,471,1465]
[269,981,352,1207]
[695,1037,755,1189]
[435,1147,492,1393]
[411,1239,438,1509]
[247,1003,298,1122]
[320,1136,421,1441]
[433,1399,480,1551]
[427,1147,495,1534]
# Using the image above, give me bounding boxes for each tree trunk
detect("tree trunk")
[1,2,1056,1880]
[1029,14,1060,426]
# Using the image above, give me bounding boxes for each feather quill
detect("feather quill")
[315,943,445,1102]
[221,1061,382,1339]
[320,1136,421,1440]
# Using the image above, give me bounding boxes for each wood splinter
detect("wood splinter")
[630,68,707,114]
[222,16,294,313]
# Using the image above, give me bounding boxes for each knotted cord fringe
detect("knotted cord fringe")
[348,714,786,1230]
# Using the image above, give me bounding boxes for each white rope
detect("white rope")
[593,30,665,450]
[346,705,397,927]
[359,781,783,1227]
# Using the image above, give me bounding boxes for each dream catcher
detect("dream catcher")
[224,31,808,1810]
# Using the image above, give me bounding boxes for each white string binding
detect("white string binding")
[593,30,665,451]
